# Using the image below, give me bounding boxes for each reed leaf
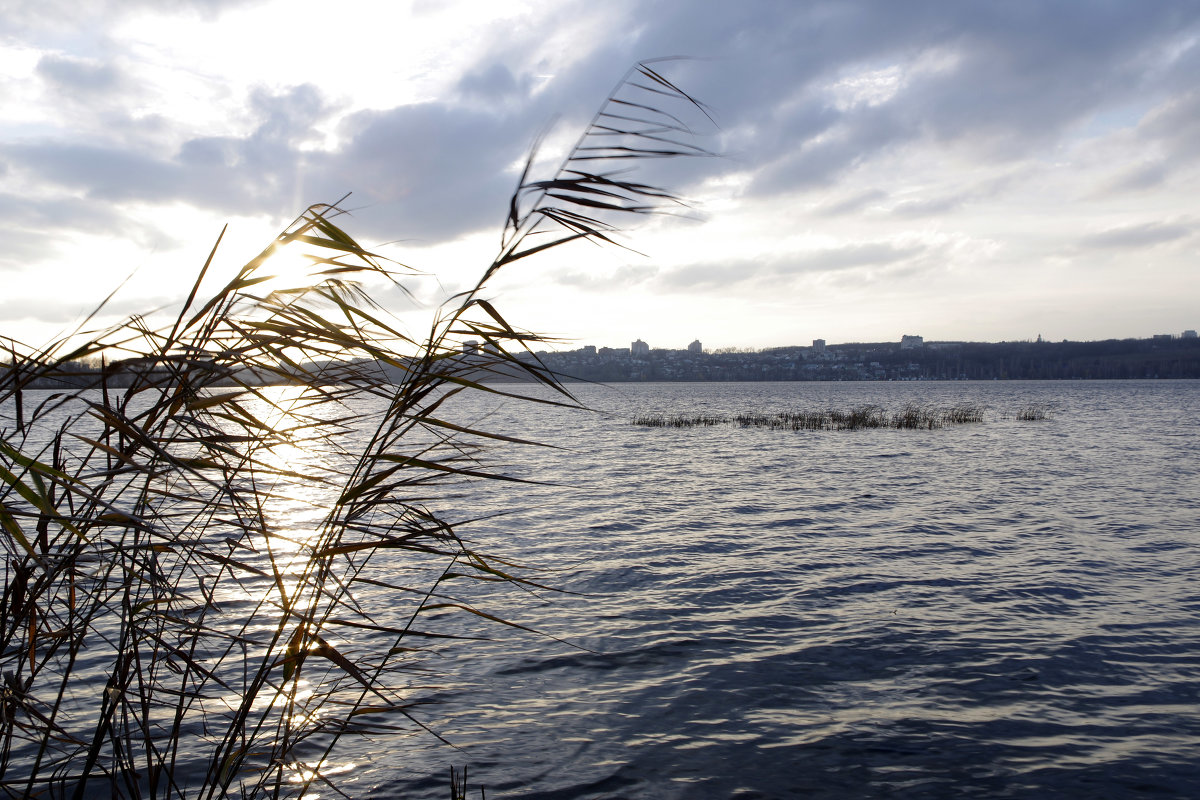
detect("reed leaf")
[0,59,711,800]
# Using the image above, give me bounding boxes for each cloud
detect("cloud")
[657,259,756,291]
[552,263,659,290]
[776,241,925,274]
[6,143,178,202]
[317,101,531,240]
[1106,161,1169,193]
[35,54,123,95]
[2,0,253,35]
[2,69,557,245]
[887,193,969,218]
[0,291,180,325]
[1140,88,1200,163]
[246,84,335,148]
[5,0,1200,342]
[656,239,926,292]
[14,2,1198,246]
[615,2,1200,204]
[457,63,530,104]
[1078,221,1194,250]
[815,189,888,216]
[0,192,170,272]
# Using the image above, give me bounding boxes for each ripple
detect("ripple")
[311,381,1200,798]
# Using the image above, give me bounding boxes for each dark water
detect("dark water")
[340,380,1200,799]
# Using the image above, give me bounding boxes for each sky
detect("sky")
[2,0,1198,352]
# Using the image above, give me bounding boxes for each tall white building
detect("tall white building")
[631,339,650,356]
[688,339,702,354]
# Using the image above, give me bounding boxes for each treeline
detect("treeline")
[881,338,1200,380]
[7,337,1198,388]
[517,336,1200,382]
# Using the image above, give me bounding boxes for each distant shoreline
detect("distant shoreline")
[7,335,1199,388]
[513,336,1200,382]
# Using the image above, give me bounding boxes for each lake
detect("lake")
[6,380,1199,799]
[342,380,1200,799]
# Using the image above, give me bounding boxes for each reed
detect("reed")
[1015,404,1053,421]
[0,61,711,800]
[941,403,986,424]
[632,414,729,427]
[642,404,991,432]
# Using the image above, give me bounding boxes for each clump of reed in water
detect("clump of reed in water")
[735,410,837,430]
[637,403,990,431]
[632,414,729,427]
[1015,404,1053,420]
[0,60,712,800]
[940,403,986,424]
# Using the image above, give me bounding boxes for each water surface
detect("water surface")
[359,380,1200,798]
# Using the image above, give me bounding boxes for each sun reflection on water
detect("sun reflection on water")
[229,384,364,786]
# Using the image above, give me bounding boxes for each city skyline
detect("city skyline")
[3,2,1199,350]
[539,327,1200,355]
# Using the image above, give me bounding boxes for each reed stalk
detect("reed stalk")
[0,61,711,800]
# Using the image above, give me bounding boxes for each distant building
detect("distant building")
[1153,334,1174,341]
[462,340,480,354]
[688,339,703,354]
[631,339,650,356]
[812,339,826,353]
[1183,330,1198,339]
[581,345,597,355]
[900,334,924,349]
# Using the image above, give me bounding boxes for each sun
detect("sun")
[251,247,321,297]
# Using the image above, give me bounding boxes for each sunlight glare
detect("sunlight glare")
[254,248,321,297]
